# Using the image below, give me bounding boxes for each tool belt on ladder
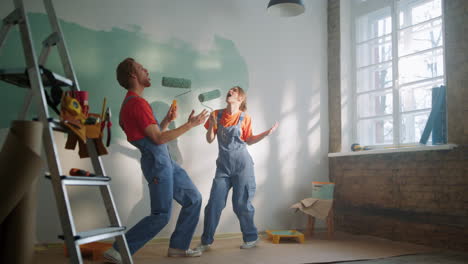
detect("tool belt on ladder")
[60,91,109,158]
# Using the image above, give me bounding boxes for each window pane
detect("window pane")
[356,7,391,43]
[398,48,443,85]
[399,19,443,57]
[356,62,393,92]
[400,111,430,143]
[400,79,443,112]
[358,117,393,146]
[357,90,393,118]
[399,0,442,28]
[356,35,392,67]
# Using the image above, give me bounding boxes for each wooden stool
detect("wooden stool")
[266,230,305,244]
[306,208,334,239]
[64,242,112,261]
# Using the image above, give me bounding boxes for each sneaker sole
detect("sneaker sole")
[168,253,202,258]
[240,239,260,249]
[198,246,211,252]
[240,245,257,249]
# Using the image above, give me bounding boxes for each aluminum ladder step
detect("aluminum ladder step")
[45,174,111,186]
[48,118,71,133]
[33,118,72,133]
[0,67,73,88]
[59,226,126,245]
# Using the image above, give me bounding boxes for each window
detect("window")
[351,0,445,147]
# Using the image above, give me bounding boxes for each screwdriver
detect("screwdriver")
[69,168,95,177]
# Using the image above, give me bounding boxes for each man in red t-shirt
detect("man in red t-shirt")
[104,58,208,263]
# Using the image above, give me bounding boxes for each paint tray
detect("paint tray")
[266,230,304,244]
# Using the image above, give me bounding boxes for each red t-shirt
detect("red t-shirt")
[120,91,157,142]
[204,109,253,142]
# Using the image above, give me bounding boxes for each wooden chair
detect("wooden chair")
[306,207,334,239]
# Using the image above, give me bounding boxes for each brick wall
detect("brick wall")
[328,0,468,251]
[330,148,468,250]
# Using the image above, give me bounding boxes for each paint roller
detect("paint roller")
[199,89,222,130]
[161,77,192,108]
[198,89,221,111]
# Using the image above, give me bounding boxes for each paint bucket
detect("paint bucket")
[311,182,335,200]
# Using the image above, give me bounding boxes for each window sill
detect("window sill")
[328,144,458,157]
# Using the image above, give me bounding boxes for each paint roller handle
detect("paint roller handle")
[166,101,178,121]
[208,111,217,130]
[206,112,217,143]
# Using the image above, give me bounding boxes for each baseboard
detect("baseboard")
[35,232,246,249]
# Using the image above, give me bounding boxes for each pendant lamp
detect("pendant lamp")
[267,0,305,17]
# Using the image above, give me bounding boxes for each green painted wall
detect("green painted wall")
[0,13,248,140]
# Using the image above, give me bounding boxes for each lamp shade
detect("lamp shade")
[267,0,305,17]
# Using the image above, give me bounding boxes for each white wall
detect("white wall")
[0,0,328,243]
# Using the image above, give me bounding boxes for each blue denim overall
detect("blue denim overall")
[118,96,202,254]
[201,110,258,245]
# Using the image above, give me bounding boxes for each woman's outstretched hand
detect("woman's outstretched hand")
[246,121,279,145]
[267,122,279,136]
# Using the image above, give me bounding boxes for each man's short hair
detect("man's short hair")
[116,58,135,89]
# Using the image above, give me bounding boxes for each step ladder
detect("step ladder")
[0,0,133,263]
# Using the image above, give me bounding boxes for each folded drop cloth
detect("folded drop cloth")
[290,198,333,220]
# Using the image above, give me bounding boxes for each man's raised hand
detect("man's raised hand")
[187,109,209,128]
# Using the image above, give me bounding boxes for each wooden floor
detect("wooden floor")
[33,231,449,264]
[337,251,468,264]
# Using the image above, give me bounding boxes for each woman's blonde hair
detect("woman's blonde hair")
[232,86,247,111]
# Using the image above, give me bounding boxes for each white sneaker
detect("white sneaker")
[103,247,122,263]
[240,238,259,249]
[194,243,211,252]
[167,247,202,257]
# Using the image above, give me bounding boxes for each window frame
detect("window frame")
[351,0,446,148]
